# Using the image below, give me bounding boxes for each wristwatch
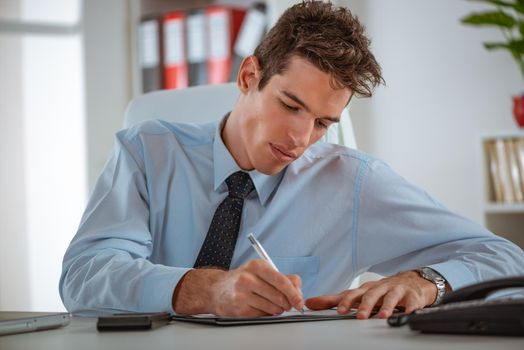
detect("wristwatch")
[415,267,447,306]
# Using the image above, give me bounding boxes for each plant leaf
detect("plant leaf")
[519,20,524,37]
[468,0,524,14]
[461,11,516,28]
[508,39,524,53]
[485,40,524,56]
[484,41,509,50]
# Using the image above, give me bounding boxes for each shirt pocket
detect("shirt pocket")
[272,256,319,298]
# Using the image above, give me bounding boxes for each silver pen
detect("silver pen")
[247,233,305,314]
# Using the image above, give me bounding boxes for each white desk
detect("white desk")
[1,315,523,350]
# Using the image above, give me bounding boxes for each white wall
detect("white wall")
[84,0,132,191]
[0,0,130,311]
[0,2,32,311]
[340,0,522,225]
[0,0,86,311]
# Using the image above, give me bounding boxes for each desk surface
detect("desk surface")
[1,315,523,350]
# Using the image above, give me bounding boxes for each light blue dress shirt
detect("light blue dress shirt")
[59,118,524,315]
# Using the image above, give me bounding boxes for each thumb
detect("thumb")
[305,294,342,310]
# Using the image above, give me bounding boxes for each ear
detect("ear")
[237,55,261,94]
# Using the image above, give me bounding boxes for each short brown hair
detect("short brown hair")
[254,1,383,97]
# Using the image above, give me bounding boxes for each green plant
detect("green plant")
[461,0,524,79]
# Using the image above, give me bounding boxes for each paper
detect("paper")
[171,308,358,326]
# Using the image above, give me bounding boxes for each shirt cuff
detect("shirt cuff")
[139,266,193,313]
[428,261,476,291]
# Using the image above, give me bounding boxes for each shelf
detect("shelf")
[129,0,290,97]
[480,131,524,140]
[484,202,524,214]
[481,133,524,249]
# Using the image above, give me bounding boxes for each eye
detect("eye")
[315,119,329,129]
[280,100,299,112]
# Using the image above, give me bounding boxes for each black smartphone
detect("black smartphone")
[97,312,171,331]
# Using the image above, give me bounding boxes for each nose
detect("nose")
[287,119,315,148]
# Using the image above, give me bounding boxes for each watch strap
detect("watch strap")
[416,267,446,306]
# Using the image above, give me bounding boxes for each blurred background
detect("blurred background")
[0,0,522,312]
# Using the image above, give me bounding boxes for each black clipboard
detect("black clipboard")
[171,309,358,326]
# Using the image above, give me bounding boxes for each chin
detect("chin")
[249,148,291,175]
[255,162,287,176]
[262,168,284,176]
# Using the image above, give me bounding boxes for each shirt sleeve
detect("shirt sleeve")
[59,128,191,315]
[355,159,524,290]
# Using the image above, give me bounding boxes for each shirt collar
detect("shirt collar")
[213,114,285,206]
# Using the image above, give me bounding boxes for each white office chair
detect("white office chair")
[124,83,357,148]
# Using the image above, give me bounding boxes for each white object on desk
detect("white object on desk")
[247,232,278,270]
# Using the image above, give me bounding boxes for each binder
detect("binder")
[230,3,267,81]
[186,9,208,86]
[163,11,188,90]
[486,140,503,202]
[138,16,164,93]
[494,138,514,202]
[206,6,246,84]
[505,138,523,202]
[512,138,524,202]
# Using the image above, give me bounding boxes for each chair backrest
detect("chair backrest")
[124,83,356,148]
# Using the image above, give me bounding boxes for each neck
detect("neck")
[221,105,253,171]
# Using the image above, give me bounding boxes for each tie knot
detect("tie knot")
[225,171,254,199]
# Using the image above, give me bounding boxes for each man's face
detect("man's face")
[237,56,352,175]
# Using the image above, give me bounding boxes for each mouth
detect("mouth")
[269,143,298,163]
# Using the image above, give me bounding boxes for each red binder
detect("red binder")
[163,11,188,89]
[206,7,246,84]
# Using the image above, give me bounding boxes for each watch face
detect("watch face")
[420,267,443,282]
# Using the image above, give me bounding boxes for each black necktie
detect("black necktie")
[193,171,255,269]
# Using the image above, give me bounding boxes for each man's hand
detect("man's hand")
[173,259,304,317]
[305,271,437,319]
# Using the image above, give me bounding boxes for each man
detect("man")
[60,1,524,319]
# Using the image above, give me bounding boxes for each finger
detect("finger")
[334,282,376,314]
[287,274,304,309]
[250,278,292,311]
[336,289,367,315]
[377,288,403,319]
[402,293,423,314]
[229,304,273,317]
[305,294,343,310]
[247,293,285,316]
[355,285,390,319]
[235,269,291,310]
[287,274,302,290]
[248,260,303,309]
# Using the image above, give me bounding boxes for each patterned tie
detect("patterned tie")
[193,171,255,269]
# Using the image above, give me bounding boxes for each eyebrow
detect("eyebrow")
[281,90,340,123]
